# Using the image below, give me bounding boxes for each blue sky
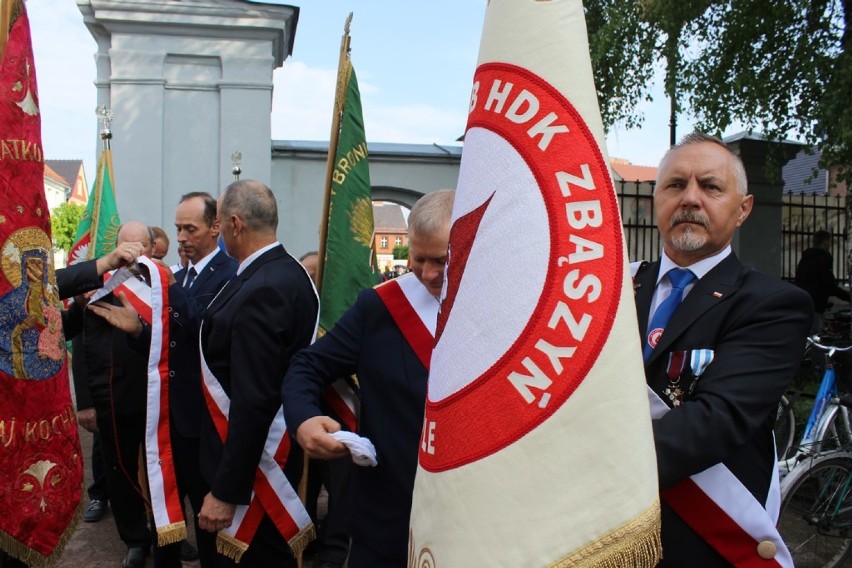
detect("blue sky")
[28,0,701,183]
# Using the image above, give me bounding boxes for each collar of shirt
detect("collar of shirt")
[187,248,219,277]
[237,242,280,276]
[649,245,732,317]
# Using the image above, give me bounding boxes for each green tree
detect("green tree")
[50,202,85,252]
[586,0,850,178]
[393,244,409,260]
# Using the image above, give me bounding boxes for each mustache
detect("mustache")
[670,210,709,230]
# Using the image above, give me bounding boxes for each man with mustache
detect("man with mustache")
[633,132,811,566]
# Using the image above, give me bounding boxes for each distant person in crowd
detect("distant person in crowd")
[795,229,850,334]
[633,132,811,566]
[151,226,170,260]
[170,243,188,274]
[282,189,454,568]
[299,251,319,283]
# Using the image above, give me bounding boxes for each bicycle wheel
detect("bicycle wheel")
[812,404,852,455]
[776,394,797,460]
[779,453,852,568]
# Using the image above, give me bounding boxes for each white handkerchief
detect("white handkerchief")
[329,431,378,467]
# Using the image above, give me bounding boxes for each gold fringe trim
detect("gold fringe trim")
[217,532,250,564]
[287,523,316,557]
[215,523,317,564]
[550,499,663,568]
[156,521,187,547]
[0,495,83,568]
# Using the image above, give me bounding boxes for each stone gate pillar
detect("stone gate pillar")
[724,132,801,278]
[77,0,298,233]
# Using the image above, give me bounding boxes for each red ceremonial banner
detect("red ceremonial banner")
[0,2,83,565]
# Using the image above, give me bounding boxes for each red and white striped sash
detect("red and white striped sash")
[136,257,186,545]
[648,388,792,567]
[374,273,437,370]
[196,253,318,562]
[322,378,359,433]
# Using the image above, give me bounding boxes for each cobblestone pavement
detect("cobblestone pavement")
[55,430,322,568]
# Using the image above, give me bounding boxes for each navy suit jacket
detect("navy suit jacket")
[634,253,811,567]
[168,250,237,438]
[199,245,318,505]
[282,286,428,563]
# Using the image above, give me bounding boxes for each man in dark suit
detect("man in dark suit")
[71,221,155,568]
[155,192,236,567]
[282,189,455,568]
[196,180,318,567]
[634,132,811,566]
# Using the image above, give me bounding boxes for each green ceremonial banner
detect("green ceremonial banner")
[320,63,377,331]
[68,148,120,264]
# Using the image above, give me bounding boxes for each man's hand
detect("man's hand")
[295,416,349,460]
[198,493,236,533]
[96,242,145,275]
[76,408,97,432]
[88,292,143,338]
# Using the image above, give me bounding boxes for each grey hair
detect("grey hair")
[658,131,749,195]
[408,189,455,236]
[220,180,278,232]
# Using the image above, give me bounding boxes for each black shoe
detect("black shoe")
[83,499,106,523]
[122,546,147,568]
[180,540,198,561]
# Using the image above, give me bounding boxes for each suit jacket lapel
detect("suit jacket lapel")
[634,261,660,344]
[191,250,227,292]
[647,254,744,364]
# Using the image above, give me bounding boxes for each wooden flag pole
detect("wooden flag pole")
[297,14,353,567]
[315,12,353,296]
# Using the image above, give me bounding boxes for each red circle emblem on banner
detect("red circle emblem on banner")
[420,63,623,472]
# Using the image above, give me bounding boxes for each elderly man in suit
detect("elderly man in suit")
[282,189,455,568]
[633,132,811,566]
[195,180,318,567]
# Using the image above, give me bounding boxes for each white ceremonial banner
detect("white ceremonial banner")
[408,1,662,566]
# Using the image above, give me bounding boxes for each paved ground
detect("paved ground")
[55,430,197,568]
[56,430,325,568]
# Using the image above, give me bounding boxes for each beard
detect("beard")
[669,211,709,252]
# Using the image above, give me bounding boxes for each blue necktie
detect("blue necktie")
[184,266,197,289]
[643,268,696,362]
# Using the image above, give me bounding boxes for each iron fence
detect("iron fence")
[614,180,848,287]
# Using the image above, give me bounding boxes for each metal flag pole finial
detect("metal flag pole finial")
[231,151,242,180]
[96,105,114,149]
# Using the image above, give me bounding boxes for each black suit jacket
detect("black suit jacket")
[167,251,237,438]
[634,253,811,567]
[282,286,428,562]
[199,245,318,505]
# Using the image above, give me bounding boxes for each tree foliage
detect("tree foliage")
[393,244,409,260]
[586,0,850,177]
[50,202,85,252]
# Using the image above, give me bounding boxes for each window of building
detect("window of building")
[381,236,388,248]
[395,237,402,247]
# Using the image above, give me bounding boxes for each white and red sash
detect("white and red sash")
[374,273,438,370]
[91,260,186,544]
[648,388,792,567]
[197,255,318,562]
[134,258,186,545]
[322,378,359,433]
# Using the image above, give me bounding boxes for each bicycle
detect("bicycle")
[777,337,852,481]
[777,396,852,568]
